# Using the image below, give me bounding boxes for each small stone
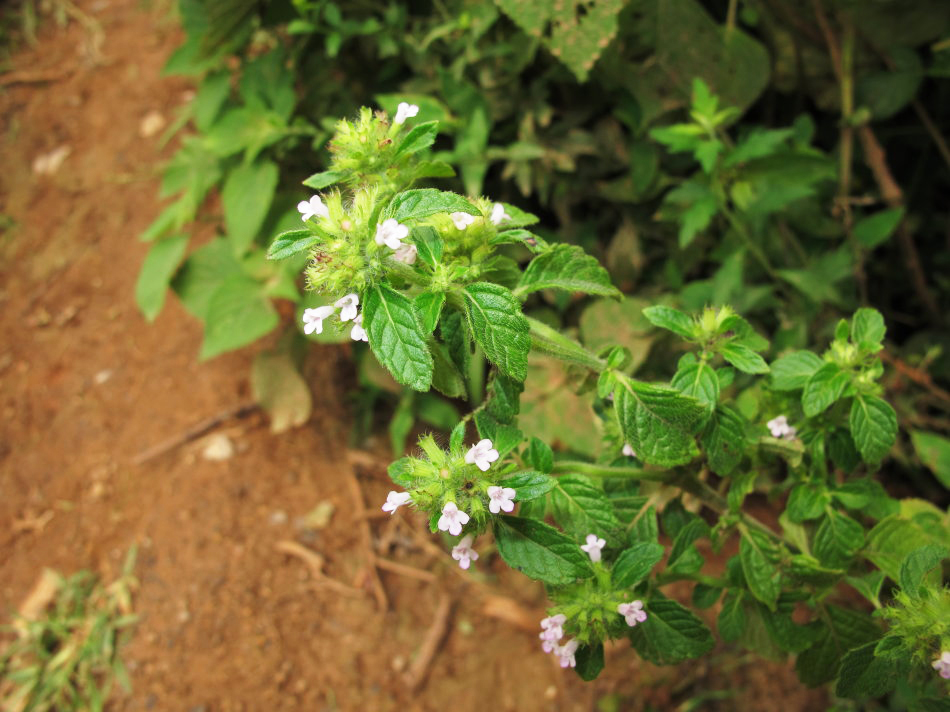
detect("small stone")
[268,510,288,526]
[202,434,234,461]
[139,111,166,138]
[94,369,113,384]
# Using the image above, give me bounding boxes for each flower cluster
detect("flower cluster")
[767,415,796,440]
[301,292,367,342]
[618,600,648,627]
[934,650,950,679]
[538,615,578,667]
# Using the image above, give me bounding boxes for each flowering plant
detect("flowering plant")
[269,104,950,700]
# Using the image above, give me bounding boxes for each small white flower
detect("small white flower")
[298,195,329,222]
[465,439,500,472]
[393,243,417,265]
[437,501,470,536]
[487,485,516,514]
[490,202,511,225]
[580,533,606,563]
[334,293,359,322]
[622,443,636,458]
[382,490,412,514]
[375,218,409,249]
[539,614,566,647]
[393,102,420,125]
[934,651,950,679]
[450,212,476,230]
[302,306,335,335]
[350,313,368,342]
[556,639,579,668]
[451,535,479,570]
[767,415,796,440]
[618,600,648,627]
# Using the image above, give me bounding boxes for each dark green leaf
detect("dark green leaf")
[394,120,439,157]
[667,518,708,575]
[719,342,769,374]
[850,394,897,464]
[363,284,433,392]
[494,515,593,585]
[671,360,719,411]
[702,405,746,476]
[814,510,865,568]
[515,244,620,298]
[612,542,665,589]
[430,340,466,398]
[525,438,554,474]
[835,641,899,699]
[718,591,746,642]
[411,225,443,268]
[642,305,694,339]
[386,189,478,222]
[802,363,852,417]
[463,283,530,382]
[486,371,523,424]
[740,528,782,610]
[502,472,556,501]
[770,351,824,391]
[692,583,722,609]
[474,411,523,458]
[552,474,623,545]
[415,292,445,334]
[787,483,828,523]
[899,544,948,598]
[795,606,879,687]
[573,642,604,681]
[628,595,715,664]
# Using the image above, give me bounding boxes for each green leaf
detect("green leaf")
[463,283,530,382]
[740,529,782,610]
[671,360,719,411]
[514,244,620,298]
[795,606,879,687]
[394,120,439,157]
[252,350,312,434]
[267,228,319,261]
[525,438,554,474]
[787,483,828,523]
[302,170,345,190]
[911,430,950,489]
[835,641,899,699]
[171,238,242,320]
[854,208,904,249]
[866,515,944,582]
[430,341,466,399]
[386,189,479,222]
[899,545,948,599]
[494,515,593,585]
[415,292,445,334]
[701,406,746,476]
[613,376,706,467]
[136,235,189,321]
[718,591,746,642]
[486,371,523,424]
[222,160,279,254]
[719,342,769,374]
[850,395,897,464]
[411,225,443,268]
[199,275,279,359]
[193,70,231,132]
[802,363,852,417]
[612,542,666,589]
[667,518,708,575]
[552,474,623,545]
[628,595,715,665]
[642,305,694,339]
[692,583,722,609]
[573,642,605,681]
[363,284,433,392]
[770,351,824,391]
[758,597,823,654]
[814,510,865,569]
[502,472,556,502]
[474,411,524,458]
[851,308,886,351]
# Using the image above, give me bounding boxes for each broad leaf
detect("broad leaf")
[719,342,769,374]
[814,510,865,569]
[612,542,666,589]
[552,474,623,545]
[628,595,715,665]
[415,292,445,334]
[740,529,782,610]
[200,275,279,359]
[411,225,444,267]
[701,405,746,476]
[267,228,319,260]
[394,120,439,157]
[515,244,620,298]
[835,641,899,699]
[494,515,593,585]
[302,170,345,189]
[574,643,605,681]
[770,351,823,391]
[386,189,478,222]
[795,606,879,687]
[363,284,433,392]
[463,283,530,382]
[136,234,189,321]
[222,160,279,254]
[671,360,719,411]
[850,394,897,464]
[899,545,948,599]
[642,305,694,339]
[501,472,556,501]
[851,308,886,352]
[802,362,851,417]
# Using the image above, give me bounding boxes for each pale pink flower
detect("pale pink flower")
[298,195,329,221]
[451,535,479,570]
[382,490,412,514]
[539,614,566,642]
[556,639,579,668]
[450,212,476,230]
[393,102,419,124]
[580,534,606,563]
[618,600,648,627]
[487,485,516,514]
[302,306,335,335]
[375,218,409,249]
[490,203,511,225]
[350,313,368,342]
[622,443,636,457]
[334,293,359,322]
[465,439,499,472]
[393,242,417,265]
[933,651,950,679]
[437,501,469,536]
[767,415,796,440]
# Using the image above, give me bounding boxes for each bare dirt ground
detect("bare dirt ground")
[0,2,828,710]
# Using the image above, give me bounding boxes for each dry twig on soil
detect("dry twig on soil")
[404,595,452,691]
[131,402,258,465]
[274,540,362,597]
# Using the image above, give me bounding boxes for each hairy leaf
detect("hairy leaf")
[612,542,666,589]
[363,284,433,391]
[628,595,715,664]
[515,244,620,298]
[850,394,897,464]
[463,283,530,382]
[494,515,593,585]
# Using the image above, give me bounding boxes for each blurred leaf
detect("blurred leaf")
[252,349,312,433]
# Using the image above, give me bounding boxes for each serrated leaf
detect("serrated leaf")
[814,510,865,569]
[701,405,746,476]
[525,438,554,474]
[719,341,769,374]
[514,244,620,298]
[850,394,897,464]
[430,340,466,399]
[386,189,478,222]
[363,284,433,392]
[266,228,319,260]
[802,362,852,417]
[502,472,556,501]
[302,170,345,189]
[613,376,705,467]
[463,283,530,382]
[642,305,694,339]
[612,542,666,589]
[486,371,523,424]
[494,515,593,585]
[770,351,823,391]
[552,474,623,545]
[835,641,899,699]
[573,642,604,681]
[899,545,948,598]
[758,597,823,654]
[411,225,444,268]
[692,583,722,609]
[394,120,439,157]
[718,591,746,642]
[851,308,886,351]
[667,518,708,575]
[787,483,829,523]
[136,234,189,321]
[628,595,715,665]
[222,160,278,254]
[671,360,719,411]
[474,410,524,458]
[740,529,782,611]
[795,606,879,687]
[415,292,445,334]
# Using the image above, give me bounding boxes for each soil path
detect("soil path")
[0,3,825,710]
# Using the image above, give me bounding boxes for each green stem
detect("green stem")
[526,316,607,372]
[551,461,667,482]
